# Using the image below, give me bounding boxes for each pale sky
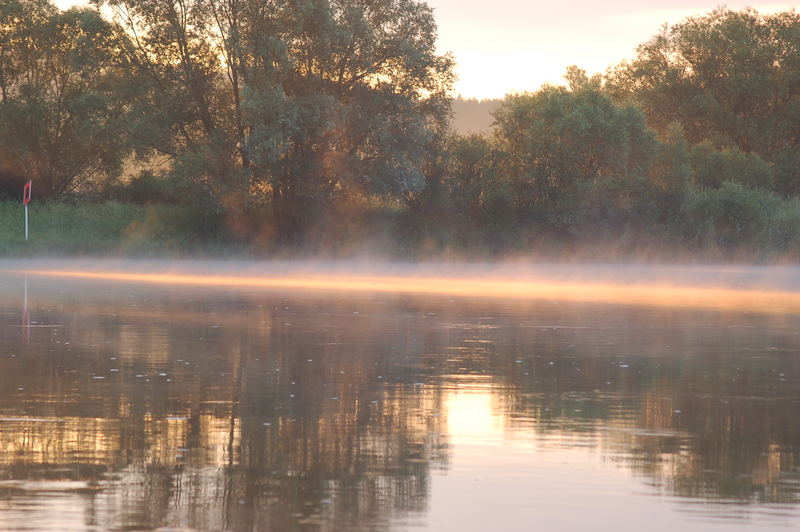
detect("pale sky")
[56,0,796,99]
[428,0,796,98]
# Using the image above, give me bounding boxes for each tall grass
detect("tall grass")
[1,188,799,261]
[0,201,237,257]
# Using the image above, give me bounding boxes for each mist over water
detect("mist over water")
[2,260,800,530]
[11,258,800,313]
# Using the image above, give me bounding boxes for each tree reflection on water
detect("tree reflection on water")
[1,279,800,530]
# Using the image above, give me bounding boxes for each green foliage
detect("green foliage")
[2,3,800,260]
[0,1,130,198]
[491,82,658,223]
[771,148,800,197]
[0,200,231,256]
[444,134,493,215]
[765,198,800,250]
[677,182,780,250]
[97,0,454,242]
[107,171,174,205]
[568,176,648,236]
[608,8,800,179]
[428,133,522,251]
[634,178,800,260]
[647,122,691,219]
[689,142,773,190]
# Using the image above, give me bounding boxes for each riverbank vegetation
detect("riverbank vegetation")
[1,1,799,261]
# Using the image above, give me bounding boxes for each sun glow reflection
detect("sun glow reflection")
[12,269,800,314]
[445,389,501,445]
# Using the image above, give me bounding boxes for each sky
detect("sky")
[56,0,796,99]
[427,0,795,98]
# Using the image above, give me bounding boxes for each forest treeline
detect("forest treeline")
[451,96,501,134]
[1,1,800,259]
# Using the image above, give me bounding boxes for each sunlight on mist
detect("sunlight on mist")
[14,267,800,314]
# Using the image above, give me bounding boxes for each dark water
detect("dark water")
[2,268,800,531]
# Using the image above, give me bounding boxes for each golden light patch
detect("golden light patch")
[13,269,800,314]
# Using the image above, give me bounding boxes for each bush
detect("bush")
[677,182,780,250]
[763,199,800,253]
[107,171,173,204]
[690,142,773,190]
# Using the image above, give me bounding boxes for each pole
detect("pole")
[22,180,31,241]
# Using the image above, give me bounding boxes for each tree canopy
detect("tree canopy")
[94,0,454,239]
[3,3,800,258]
[492,75,657,210]
[0,0,129,198]
[608,7,800,195]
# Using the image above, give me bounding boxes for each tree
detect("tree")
[637,121,691,223]
[436,133,518,247]
[98,0,454,242]
[607,7,800,194]
[491,75,658,220]
[0,0,129,198]
[690,142,773,190]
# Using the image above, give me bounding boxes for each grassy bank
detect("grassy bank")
[2,188,800,262]
[0,201,238,257]
[0,197,416,259]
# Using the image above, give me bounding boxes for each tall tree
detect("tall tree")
[492,74,657,216]
[0,0,130,198]
[98,0,454,241]
[607,7,800,194]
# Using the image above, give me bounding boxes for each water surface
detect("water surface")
[2,262,800,530]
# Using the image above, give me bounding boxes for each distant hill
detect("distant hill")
[451,96,502,135]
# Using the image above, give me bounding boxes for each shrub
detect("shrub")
[677,182,780,250]
[690,142,773,190]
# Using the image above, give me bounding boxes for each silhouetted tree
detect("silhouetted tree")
[0,0,130,198]
[491,78,658,223]
[608,8,800,195]
[97,0,454,242]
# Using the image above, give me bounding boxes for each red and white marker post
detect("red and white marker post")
[22,180,31,241]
